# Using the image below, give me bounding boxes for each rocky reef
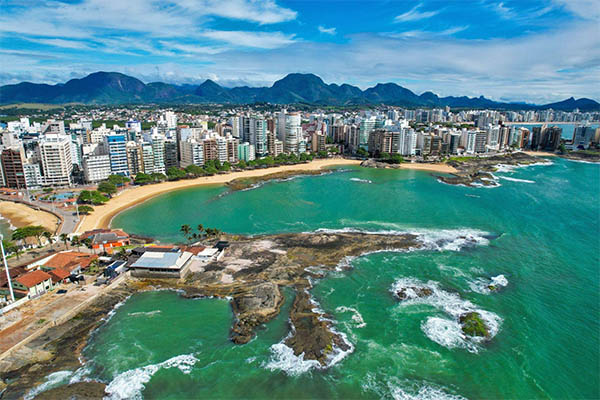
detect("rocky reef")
[560,150,600,163]
[395,286,433,300]
[438,152,547,187]
[0,231,426,398]
[460,312,490,338]
[360,159,401,169]
[226,169,324,191]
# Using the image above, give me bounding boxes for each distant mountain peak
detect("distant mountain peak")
[0,71,597,110]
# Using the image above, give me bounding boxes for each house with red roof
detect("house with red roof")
[48,268,71,284]
[12,270,53,299]
[42,251,98,274]
[79,229,130,254]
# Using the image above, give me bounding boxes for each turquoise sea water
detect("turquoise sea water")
[33,158,600,399]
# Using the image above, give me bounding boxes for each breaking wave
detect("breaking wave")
[105,354,198,399]
[362,374,466,400]
[24,371,74,400]
[264,294,354,376]
[335,306,367,328]
[311,227,492,253]
[128,310,162,317]
[469,274,509,294]
[350,177,372,184]
[499,176,535,184]
[391,278,501,352]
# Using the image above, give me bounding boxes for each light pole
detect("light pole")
[0,234,15,303]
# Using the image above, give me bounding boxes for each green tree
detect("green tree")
[71,235,81,251]
[60,233,69,249]
[42,231,54,248]
[390,154,404,164]
[380,152,391,160]
[167,167,186,181]
[97,181,117,196]
[236,160,247,169]
[356,147,368,157]
[558,143,567,155]
[180,224,192,242]
[150,173,167,182]
[107,174,130,186]
[78,205,94,215]
[185,165,204,177]
[220,162,231,172]
[134,172,153,185]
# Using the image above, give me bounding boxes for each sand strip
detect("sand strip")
[76,159,362,233]
[0,201,60,233]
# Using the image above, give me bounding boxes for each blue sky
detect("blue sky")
[0,0,598,103]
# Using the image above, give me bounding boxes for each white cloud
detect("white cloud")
[552,0,600,20]
[26,38,93,50]
[200,30,296,49]
[394,3,440,23]
[318,26,337,35]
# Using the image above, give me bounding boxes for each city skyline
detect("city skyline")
[1,0,599,103]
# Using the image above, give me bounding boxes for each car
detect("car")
[57,289,67,294]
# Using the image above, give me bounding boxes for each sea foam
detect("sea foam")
[105,354,198,400]
[392,278,501,352]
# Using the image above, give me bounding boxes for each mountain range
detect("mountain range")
[1,71,598,111]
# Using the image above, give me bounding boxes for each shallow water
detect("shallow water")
[37,158,599,399]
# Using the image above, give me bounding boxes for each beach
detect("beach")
[523,151,558,157]
[0,201,60,233]
[398,162,457,173]
[76,158,365,233]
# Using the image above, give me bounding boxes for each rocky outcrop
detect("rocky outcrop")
[230,282,284,344]
[226,169,323,191]
[360,159,401,169]
[285,286,350,365]
[439,152,545,187]
[395,286,433,300]
[460,312,490,338]
[560,150,600,163]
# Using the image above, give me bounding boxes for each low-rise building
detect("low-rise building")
[79,229,130,253]
[129,248,193,278]
[12,270,53,299]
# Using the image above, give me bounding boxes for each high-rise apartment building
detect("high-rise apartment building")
[39,134,73,186]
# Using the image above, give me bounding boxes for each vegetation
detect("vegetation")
[378,152,404,164]
[356,147,368,158]
[60,233,69,249]
[460,312,489,337]
[12,225,50,246]
[97,181,117,196]
[167,166,187,181]
[78,205,94,215]
[107,174,130,186]
[447,156,475,163]
[78,190,109,205]
[180,224,221,243]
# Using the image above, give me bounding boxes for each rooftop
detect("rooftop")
[130,251,192,270]
[15,270,52,287]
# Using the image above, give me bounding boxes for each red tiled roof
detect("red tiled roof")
[48,268,71,282]
[183,246,206,255]
[44,252,98,272]
[16,270,52,288]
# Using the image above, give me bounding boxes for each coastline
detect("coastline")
[399,163,457,173]
[76,158,362,233]
[0,201,60,233]
[523,151,558,157]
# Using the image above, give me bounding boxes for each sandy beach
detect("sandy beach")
[523,151,558,157]
[0,201,60,233]
[76,159,363,233]
[399,163,457,173]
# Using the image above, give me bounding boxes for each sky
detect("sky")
[0,0,599,103]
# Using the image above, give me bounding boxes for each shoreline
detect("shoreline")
[76,159,362,233]
[523,151,558,157]
[0,201,60,233]
[399,162,457,173]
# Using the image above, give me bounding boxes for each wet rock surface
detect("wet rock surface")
[226,169,323,191]
[360,159,401,169]
[438,152,546,187]
[395,286,434,300]
[2,232,421,397]
[285,286,350,365]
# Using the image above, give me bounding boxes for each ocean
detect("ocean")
[30,158,600,399]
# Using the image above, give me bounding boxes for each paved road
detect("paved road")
[1,195,80,235]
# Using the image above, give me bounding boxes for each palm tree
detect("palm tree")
[180,224,192,243]
[197,224,205,239]
[71,235,81,251]
[60,233,69,249]
[43,231,54,248]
